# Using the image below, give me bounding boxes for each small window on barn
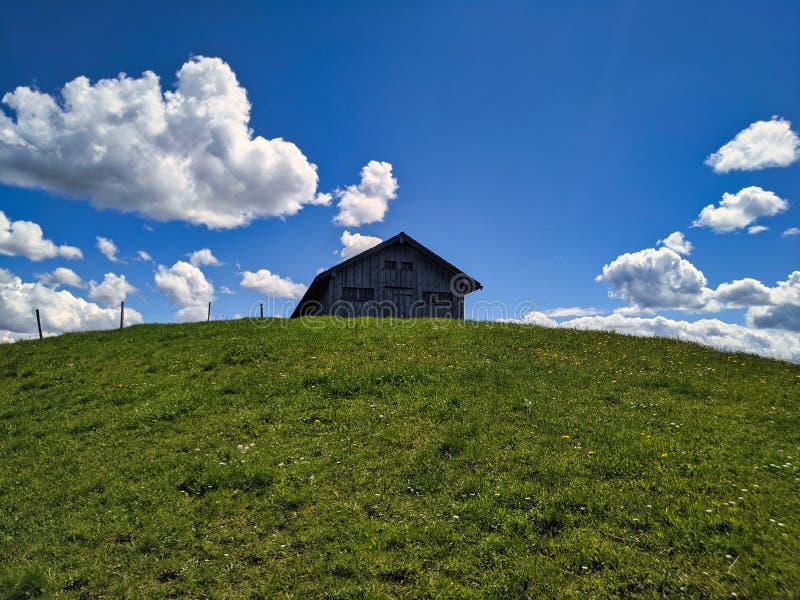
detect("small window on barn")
[424,291,453,305]
[384,260,397,270]
[401,261,414,270]
[343,287,374,301]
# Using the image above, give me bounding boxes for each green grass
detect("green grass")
[0,318,798,598]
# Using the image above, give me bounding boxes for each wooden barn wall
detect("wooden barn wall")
[327,242,465,318]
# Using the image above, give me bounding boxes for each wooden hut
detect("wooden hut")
[291,232,482,319]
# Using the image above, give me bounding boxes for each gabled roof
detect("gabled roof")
[290,231,482,317]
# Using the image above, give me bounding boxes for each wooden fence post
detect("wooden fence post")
[35,309,43,340]
[207,302,211,322]
[120,301,125,329]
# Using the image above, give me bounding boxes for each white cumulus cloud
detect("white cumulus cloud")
[136,250,153,262]
[0,210,82,261]
[0,268,142,339]
[783,227,800,237]
[748,225,768,235]
[96,236,120,262]
[35,267,84,288]
[657,231,693,255]
[519,311,558,327]
[0,56,330,229]
[240,269,307,299]
[744,271,800,331]
[714,278,772,307]
[561,314,799,363]
[333,161,398,227]
[705,117,800,173]
[596,247,717,312]
[693,186,788,233]
[188,248,222,267]
[88,272,136,307]
[154,260,215,321]
[339,230,382,259]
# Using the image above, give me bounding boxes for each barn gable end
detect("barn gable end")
[291,232,481,319]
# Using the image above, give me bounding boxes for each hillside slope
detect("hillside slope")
[0,318,798,598]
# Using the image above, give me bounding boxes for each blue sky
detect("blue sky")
[0,1,798,359]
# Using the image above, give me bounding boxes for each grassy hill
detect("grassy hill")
[0,318,798,598]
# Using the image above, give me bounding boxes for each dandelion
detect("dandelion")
[561,435,570,440]
[314,419,321,425]
[660,452,668,458]
[211,381,216,385]
[587,451,596,456]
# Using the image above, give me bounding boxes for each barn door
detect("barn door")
[386,287,413,318]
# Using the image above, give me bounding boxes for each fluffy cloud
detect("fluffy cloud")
[96,236,120,262]
[705,117,800,173]
[239,269,307,299]
[154,260,214,321]
[0,210,82,261]
[657,231,692,255]
[596,247,716,312]
[0,268,142,338]
[561,314,799,363]
[519,311,558,327]
[744,271,800,331]
[748,304,800,332]
[333,161,398,227]
[598,238,800,334]
[693,187,788,233]
[783,227,800,237]
[714,278,772,307]
[88,273,136,307]
[188,248,222,267]
[748,225,768,235]
[339,230,383,259]
[0,56,330,229]
[35,267,84,288]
